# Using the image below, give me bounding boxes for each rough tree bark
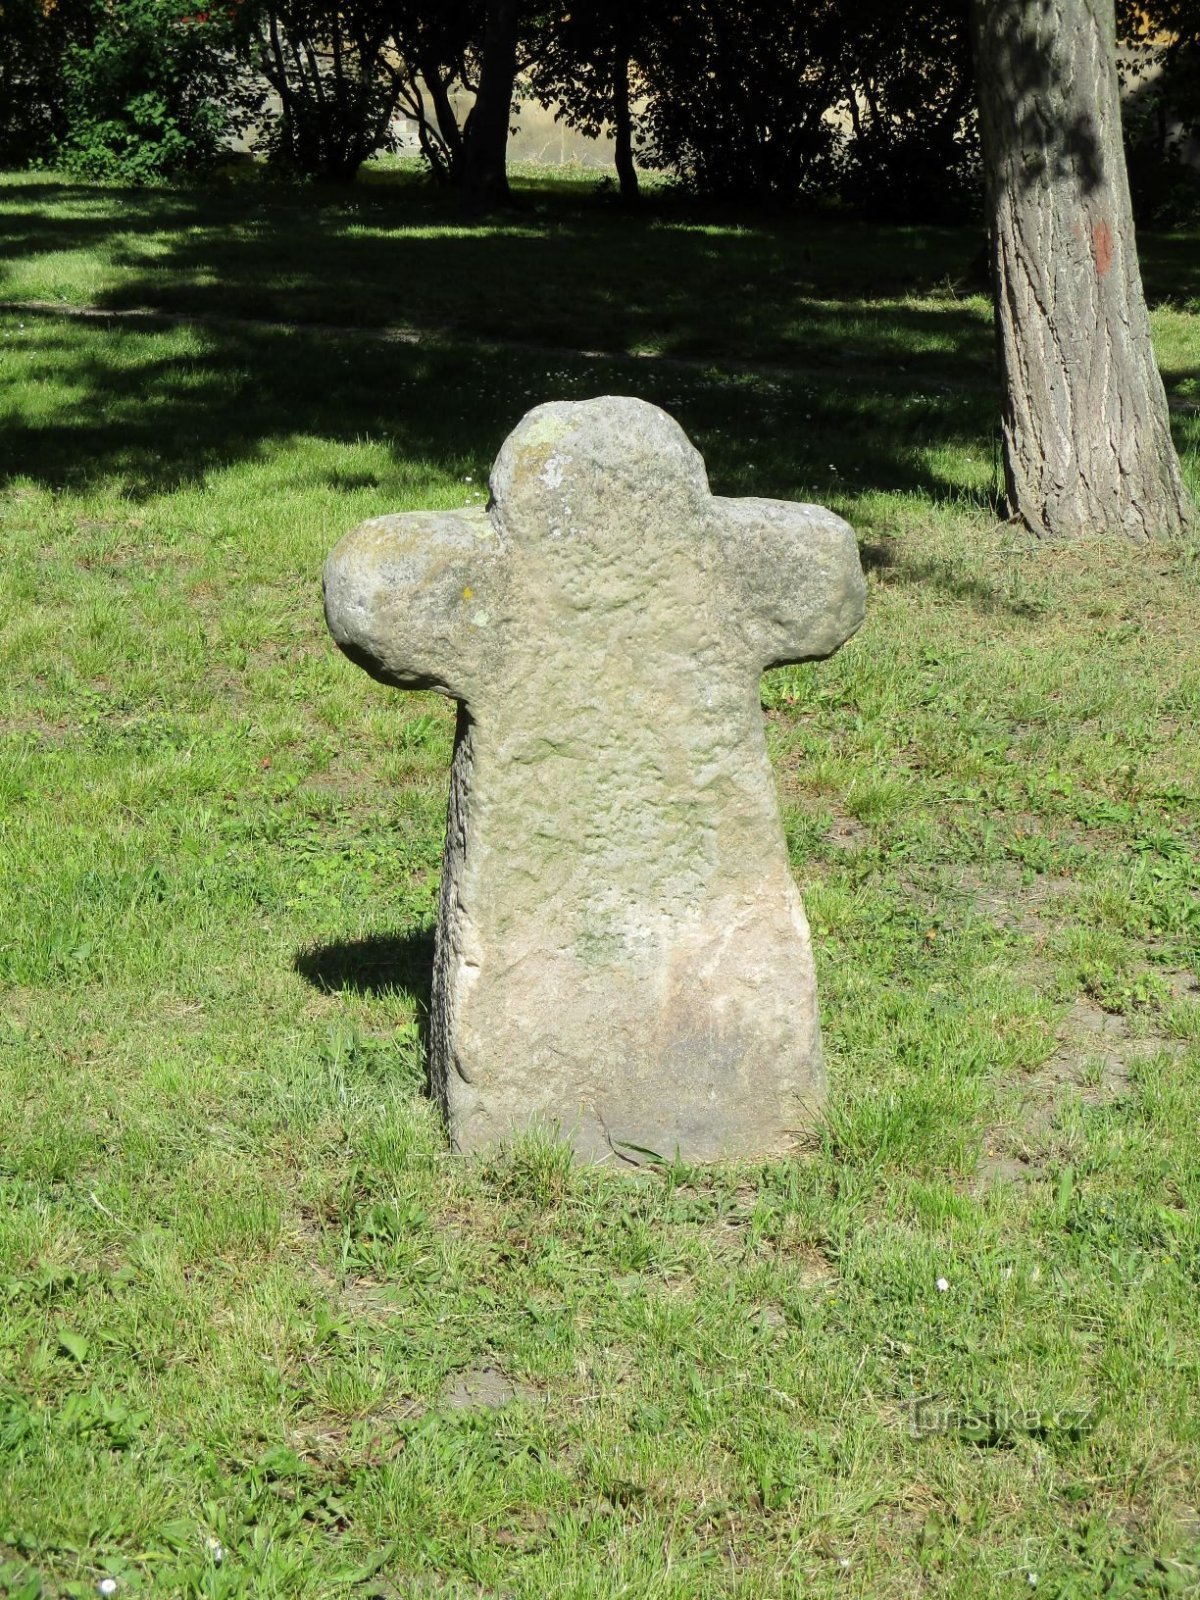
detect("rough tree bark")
[461,0,520,212]
[971,0,1192,542]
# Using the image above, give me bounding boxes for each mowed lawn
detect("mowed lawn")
[1,168,1200,1598]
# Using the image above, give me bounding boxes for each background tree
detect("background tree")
[1116,0,1200,224]
[460,0,522,211]
[50,0,254,183]
[637,0,845,206]
[833,0,978,222]
[386,0,482,186]
[236,0,406,182]
[528,0,651,207]
[971,0,1192,542]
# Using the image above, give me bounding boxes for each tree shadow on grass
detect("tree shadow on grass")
[0,173,1008,513]
[0,311,999,511]
[4,175,1191,515]
[294,929,435,1008]
[859,535,1047,619]
[0,176,996,366]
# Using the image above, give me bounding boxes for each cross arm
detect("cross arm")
[715,498,866,670]
[323,507,506,706]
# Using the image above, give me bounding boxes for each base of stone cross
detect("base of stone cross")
[434,726,829,1163]
[429,710,832,1165]
[324,395,866,1165]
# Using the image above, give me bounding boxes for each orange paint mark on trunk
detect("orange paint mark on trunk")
[1093,220,1114,278]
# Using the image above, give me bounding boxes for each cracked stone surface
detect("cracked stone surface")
[324,396,865,1162]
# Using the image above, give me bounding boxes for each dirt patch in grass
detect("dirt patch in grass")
[951,860,1079,940]
[292,1396,427,1469]
[439,1364,541,1412]
[826,809,873,854]
[339,1276,412,1322]
[978,994,1187,1185]
[0,714,73,744]
[1048,996,1187,1098]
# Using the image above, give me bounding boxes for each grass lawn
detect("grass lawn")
[1,167,1200,1598]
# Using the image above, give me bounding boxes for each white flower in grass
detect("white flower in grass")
[97,1581,118,1597]
[936,1276,950,1293]
[1026,1574,1039,1588]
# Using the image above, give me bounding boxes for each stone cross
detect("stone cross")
[324,397,865,1163]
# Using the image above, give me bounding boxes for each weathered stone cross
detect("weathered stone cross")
[324,397,865,1163]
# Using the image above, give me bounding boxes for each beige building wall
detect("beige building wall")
[509,102,617,168]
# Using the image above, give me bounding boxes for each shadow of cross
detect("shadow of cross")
[324,397,865,1164]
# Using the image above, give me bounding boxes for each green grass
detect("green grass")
[2,170,1200,1598]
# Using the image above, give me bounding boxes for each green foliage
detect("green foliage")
[0,0,91,167]
[2,0,1189,227]
[234,0,405,182]
[836,0,979,223]
[627,0,978,217]
[637,2,848,204]
[55,0,255,183]
[1118,0,1200,226]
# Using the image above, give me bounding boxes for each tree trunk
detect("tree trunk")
[461,0,519,213]
[612,23,639,207]
[971,0,1192,542]
[423,60,466,184]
